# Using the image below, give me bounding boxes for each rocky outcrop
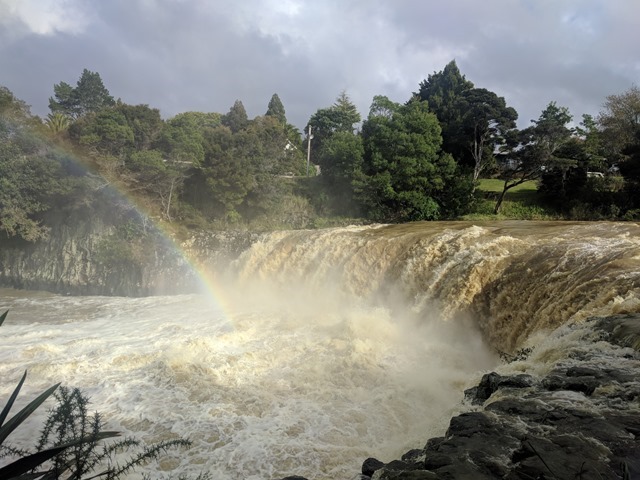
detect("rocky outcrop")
[0,211,260,296]
[356,314,640,480]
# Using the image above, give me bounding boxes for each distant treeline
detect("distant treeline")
[1,61,640,243]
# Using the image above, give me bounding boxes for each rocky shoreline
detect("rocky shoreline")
[284,314,640,480]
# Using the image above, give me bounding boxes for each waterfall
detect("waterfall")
[231,221,640,352]
[1,220,639,479]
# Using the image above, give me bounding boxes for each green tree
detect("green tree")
[576,113,605,162]
[316,130,364,214]
[169,111,222,131]
[156,113,211,219]
[194,125,254,220]
[235,117,286,218]
[356,99,458,221]
[307,91,361,174]
[368,94,400,119]
[308,92,360,144]
[598,87,640,214]
[416,60,474,115]
[0,156,65,241]
[266,93,287,125]
[156,113,206,166]
[69,108,135,158]
[539,114,609,211]
[48,81,76,117]
[598,85,640,163]
[126,149,187,221]
[221,99,249,133]
[415,60,474,163]
[116,103,164,150]
[452,87,518,185]
[494,102,574,213]
[0,87,76,241]
[49,69,115,119]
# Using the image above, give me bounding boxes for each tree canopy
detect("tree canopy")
[266,93,286,125]
[4,61,640,235]
[1,87,79,241]
[453,87,518,184]
[493,102,574,213]
[221,100,249,133]
[49,69,115,119]
[356,98,458,221]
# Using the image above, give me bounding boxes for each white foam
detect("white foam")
[0,290,496,479]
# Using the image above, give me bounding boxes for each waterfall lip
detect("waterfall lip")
[228,221,640,356]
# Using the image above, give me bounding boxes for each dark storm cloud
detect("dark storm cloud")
[0,0,638,129]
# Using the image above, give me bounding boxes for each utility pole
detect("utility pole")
[306,124,313,177]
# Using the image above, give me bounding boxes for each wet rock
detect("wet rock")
[509,435,618,480]
[485,397,551,420]
[372,460,435,480]
[465,372,535,405]
[464,372,502,404]
[542,372,600,395]
[565,365,604,378]
[424,437,444,452]
[357,315,640,480]
[597,315,640,350]
[423,453,452,470]
[362,457,385,477]
[373,470,437,480]
[401,449,425,465]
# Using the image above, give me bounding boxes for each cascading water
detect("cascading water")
[1,221,639,479]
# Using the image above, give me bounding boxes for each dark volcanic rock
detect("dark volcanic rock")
[465,372,535,405]
[357,314,640,480]
[362,457,385,477]
[542,371,600,395]
[0,218,259,296]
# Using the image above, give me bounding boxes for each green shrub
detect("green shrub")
[623,209,640,221]
[499,201,556,220]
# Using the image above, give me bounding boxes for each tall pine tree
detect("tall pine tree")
[265,93,286,125]
[49,69,115,119]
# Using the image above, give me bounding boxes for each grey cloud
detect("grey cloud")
[0,0,638,130]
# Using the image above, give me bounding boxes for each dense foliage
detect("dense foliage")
[1,65,639,242]
[0,87,82,242]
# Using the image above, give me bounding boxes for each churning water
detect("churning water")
[1,221,639,479]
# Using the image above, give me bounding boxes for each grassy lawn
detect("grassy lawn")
[464,178,558,220]
[477,178,537,194]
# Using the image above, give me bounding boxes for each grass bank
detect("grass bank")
[463,179,559,221]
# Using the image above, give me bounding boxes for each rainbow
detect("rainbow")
[29,125,236,321]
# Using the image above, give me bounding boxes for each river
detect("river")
[1,221,639,479]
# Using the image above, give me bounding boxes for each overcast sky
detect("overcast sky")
[1,0,638,130]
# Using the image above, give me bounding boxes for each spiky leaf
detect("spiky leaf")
[0,382,60,445]
[0,431,120,479]
[0,371,26,430]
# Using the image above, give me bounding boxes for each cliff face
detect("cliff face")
[0,215,108,295]
[0,214,257,296]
